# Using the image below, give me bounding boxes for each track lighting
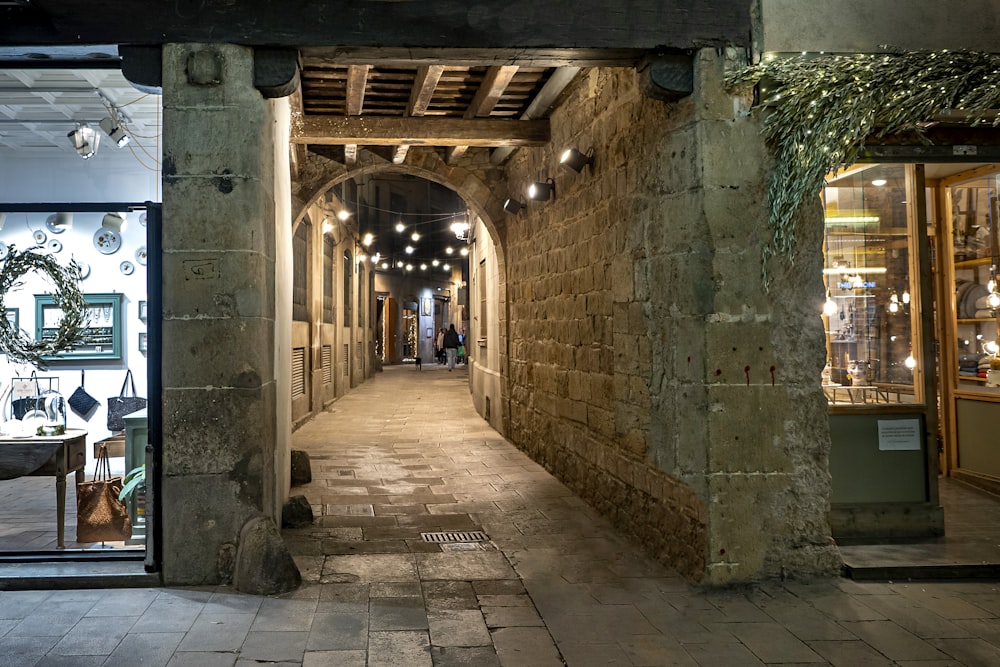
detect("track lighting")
[527,178,555,202]
[559,147,594,173]
[67,124,99,159]
[503,198,525,214]
[99,115,131,147]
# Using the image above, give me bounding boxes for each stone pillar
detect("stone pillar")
[161,43,278,584]
[692,48,842,584]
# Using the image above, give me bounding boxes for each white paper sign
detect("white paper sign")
[878,419,921,451]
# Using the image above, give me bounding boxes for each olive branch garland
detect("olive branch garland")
[0,246,87,368]
[726,50,1000,288]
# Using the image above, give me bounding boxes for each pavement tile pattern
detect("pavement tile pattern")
[1,363,1000,665]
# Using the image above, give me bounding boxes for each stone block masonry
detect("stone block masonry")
[502,51,840,583]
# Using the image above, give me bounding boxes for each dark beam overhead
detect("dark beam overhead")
[1,2,752,50]
[293,117,549,147]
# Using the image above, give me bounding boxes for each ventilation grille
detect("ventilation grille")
[292,347,306,398]
[421,531,489,543]
[322,345,332,384]
[343,343,350,376]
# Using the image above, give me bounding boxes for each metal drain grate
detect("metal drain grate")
[421,531,489,543]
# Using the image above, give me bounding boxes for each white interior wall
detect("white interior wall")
[0,144,160,474]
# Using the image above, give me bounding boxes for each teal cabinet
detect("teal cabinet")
[123,409,148,541]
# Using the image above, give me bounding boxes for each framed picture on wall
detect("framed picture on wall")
[138,300,147,322]
[138,332,148,353]
[4,308,17,331]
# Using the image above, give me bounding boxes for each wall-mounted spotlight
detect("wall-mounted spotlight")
[362,232,374,247]
[46,212,73,232]
[337,209,350,221]
[102,212,126,232]
[99,115,131,147]
[67,124,99,159]
[527,178,555,201]
[559,147,594,173]
[503,198,525,214]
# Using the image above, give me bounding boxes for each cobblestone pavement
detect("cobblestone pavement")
[2,363,1000,665]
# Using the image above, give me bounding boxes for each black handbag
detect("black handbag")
[107,370,147,432]
[9,371,54,419]
[68,370,100,418]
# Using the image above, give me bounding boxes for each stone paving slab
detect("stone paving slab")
[5,366,1000,664]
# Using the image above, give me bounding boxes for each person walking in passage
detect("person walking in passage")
[443,324,460,371]
[436,328,446,364]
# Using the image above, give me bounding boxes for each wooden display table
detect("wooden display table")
[0,429,87,548]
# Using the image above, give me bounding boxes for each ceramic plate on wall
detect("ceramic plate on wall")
[93,228,121,255]
[76,261,90,279]
[0,242,7,261]
[135,246,147,266]
[32,229,47,245]
[46,239,62,253]
[139,212,147,227]
[120,260,134,275]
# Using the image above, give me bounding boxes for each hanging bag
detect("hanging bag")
[68,370,99,418]
[106,369,147,432]
[76,443,132,543]
[10,371,42,420]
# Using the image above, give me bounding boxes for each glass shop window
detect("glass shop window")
[821,164,920,405]
[949,171,1000,394]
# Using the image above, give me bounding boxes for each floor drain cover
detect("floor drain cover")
[421,531,489,543]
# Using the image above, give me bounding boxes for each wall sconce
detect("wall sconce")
[503,198,525,214]
[527,178,555,201]
[67,124,100,159]
[99,115,131,147]
[559,147,594,173]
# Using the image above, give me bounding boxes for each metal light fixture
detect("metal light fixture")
[102,212,126,232]
[527,178,555,201]
[46,212,73,231]
[560,147,594,173]
[503,198,525,214]
[67,124,100,159]
[99,115,131,147]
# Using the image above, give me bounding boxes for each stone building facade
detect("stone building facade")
[6,0,998,587]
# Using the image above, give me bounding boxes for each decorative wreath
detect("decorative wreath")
[0,246,86,368]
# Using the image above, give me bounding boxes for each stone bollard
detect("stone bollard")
[290,449,312,486]
[282,495,314,528]
[232,515,301,595]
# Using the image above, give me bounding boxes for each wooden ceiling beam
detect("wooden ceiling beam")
[346,64,371,116]
[466,65,518,118]
[408,64,445,116]
[449,65,518,163]
[292,116,549,146]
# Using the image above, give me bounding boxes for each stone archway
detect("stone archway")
[291,146,514,433]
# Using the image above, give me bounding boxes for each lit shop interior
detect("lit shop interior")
[822,162,1000,541]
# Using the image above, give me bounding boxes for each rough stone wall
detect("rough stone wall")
[161,44,278,585]
[503,50,840,583]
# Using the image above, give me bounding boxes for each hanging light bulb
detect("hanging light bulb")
[889,300,899,313]
[823,294,838,316]
[988,340,1000,355]
[989,292,1000,309]
[904,355,918,369]
[901,290,910,304]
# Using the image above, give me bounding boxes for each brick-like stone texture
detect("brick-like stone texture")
[503,51,840,583]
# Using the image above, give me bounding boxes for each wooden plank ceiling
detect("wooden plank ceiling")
[295,56,565,166]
